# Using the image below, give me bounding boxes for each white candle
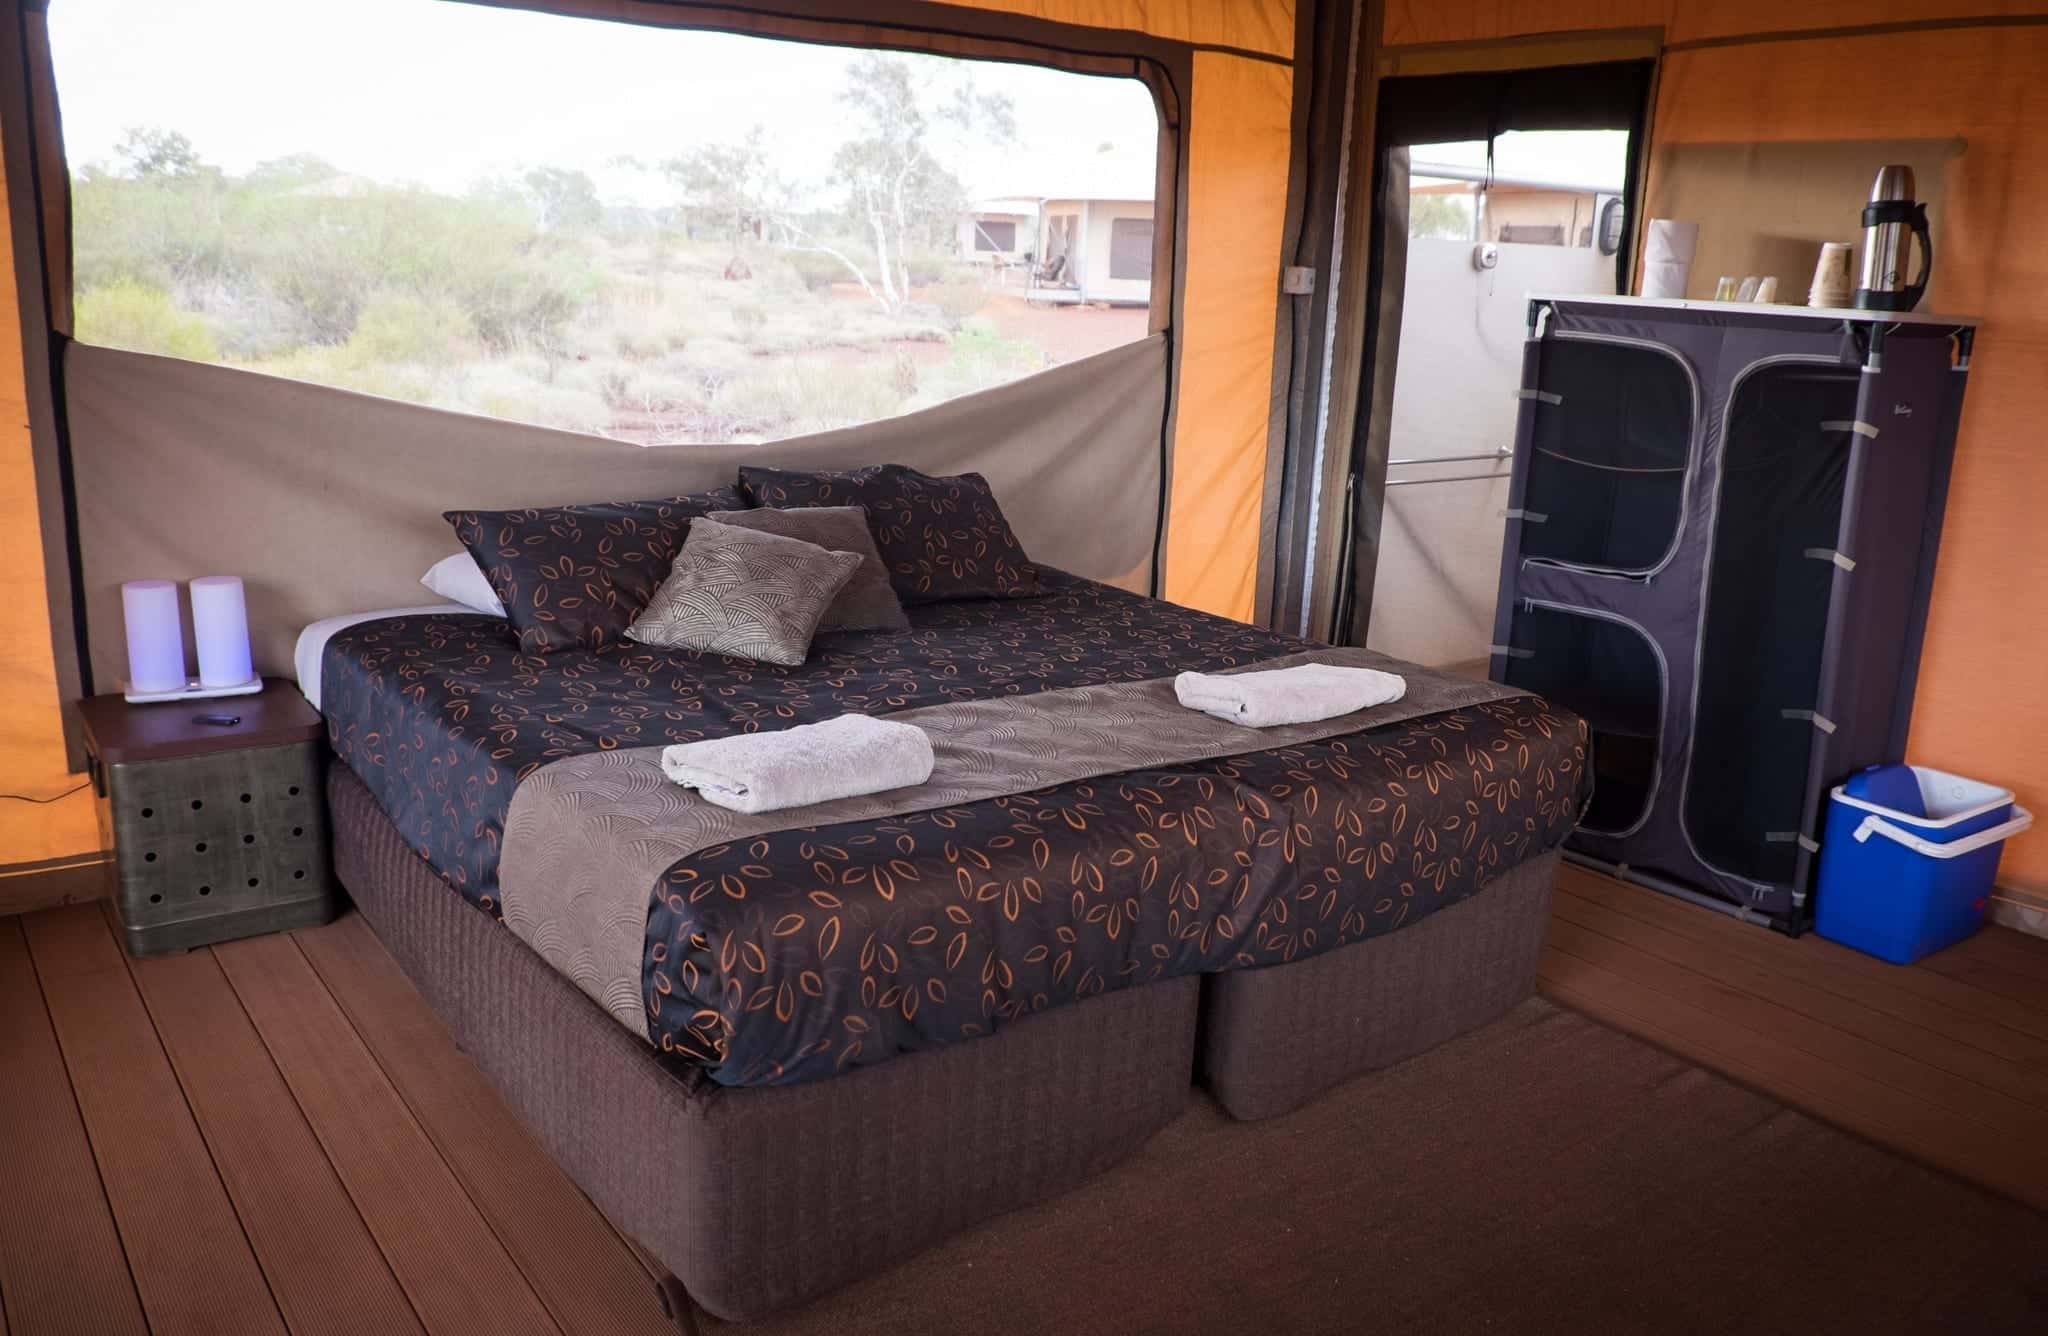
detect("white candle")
[122,580,186,694]
[190,575,254,689]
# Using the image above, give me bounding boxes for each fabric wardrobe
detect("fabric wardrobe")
[1488,295,1976,929]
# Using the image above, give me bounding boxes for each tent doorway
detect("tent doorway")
[1328,59,1655,661]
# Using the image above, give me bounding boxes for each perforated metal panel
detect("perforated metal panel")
[104,740,336,954]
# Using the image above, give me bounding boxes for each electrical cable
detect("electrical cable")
[0,781,89,804]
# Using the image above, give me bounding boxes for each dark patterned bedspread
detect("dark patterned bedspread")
[322,571,1587,1084]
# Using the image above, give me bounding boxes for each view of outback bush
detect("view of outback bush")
[62,12,1156,446]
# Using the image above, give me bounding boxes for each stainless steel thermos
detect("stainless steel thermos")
[1854,165,1932,312]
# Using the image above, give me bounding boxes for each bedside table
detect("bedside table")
[76,679,338,956]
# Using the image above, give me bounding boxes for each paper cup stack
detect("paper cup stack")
[1809,243,1855,308]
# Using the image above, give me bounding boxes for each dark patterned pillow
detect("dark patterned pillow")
[625,521,861,667]
[445,485,745,654]
[737,464,1040,604]
[706,506,910,632]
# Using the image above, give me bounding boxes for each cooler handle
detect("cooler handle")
[1852,806,2032,860]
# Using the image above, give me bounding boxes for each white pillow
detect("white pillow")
[421,553,507,617]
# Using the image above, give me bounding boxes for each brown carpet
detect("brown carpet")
[699,1000,2048,1334]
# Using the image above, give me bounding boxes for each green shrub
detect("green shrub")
[597,368,637,407]
[474,384,611,434]
[75,281,219,361]
[730,303,768,339]
[908,322,1045,408]
[902,253,957,286]
[718,361,903,436]
[784,251,848,292]
[946,321,1039,368]
[925,280,987,326]
[243,343,435,403]
[344,293,473,367]
[613,330,668,359]
[890,349,919,398]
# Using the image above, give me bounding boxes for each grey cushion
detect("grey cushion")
[626,521,861,666]
[706,506,910,632]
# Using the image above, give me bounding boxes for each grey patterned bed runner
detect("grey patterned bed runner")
[498,648,1526,1038]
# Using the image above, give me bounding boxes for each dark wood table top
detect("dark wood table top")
[76,678,324,765]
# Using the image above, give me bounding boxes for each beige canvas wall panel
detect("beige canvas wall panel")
[1164,51,1294,622]
[66,335,1168,687]
[1642,139,1959,304]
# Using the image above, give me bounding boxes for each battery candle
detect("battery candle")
[122,579,186,695]
[190,575,254,689]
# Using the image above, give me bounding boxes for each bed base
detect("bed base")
[329,762,1199,1322]
[1197,851,1560,1121]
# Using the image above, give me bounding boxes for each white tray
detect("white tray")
[121,676,264,705]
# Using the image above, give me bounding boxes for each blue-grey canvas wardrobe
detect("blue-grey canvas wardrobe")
[1488,295,1978,931]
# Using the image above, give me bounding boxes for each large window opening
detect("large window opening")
[51,0,1161,445]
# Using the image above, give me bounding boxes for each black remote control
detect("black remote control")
[192,712,242,727]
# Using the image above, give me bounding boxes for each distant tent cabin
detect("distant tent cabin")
[1029,196,1154,305]
[958,197,1037,272]
[1409,160,1626,251]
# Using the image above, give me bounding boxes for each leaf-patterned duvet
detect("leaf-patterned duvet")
[321,571,1587,1085]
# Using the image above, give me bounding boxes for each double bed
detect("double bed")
[312,568,1586,1318]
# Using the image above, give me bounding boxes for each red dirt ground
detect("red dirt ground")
[977,293,1151,365]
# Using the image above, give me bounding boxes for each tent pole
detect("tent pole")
[1562,850,1775,928]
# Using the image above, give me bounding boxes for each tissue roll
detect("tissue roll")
[122,579,186,694]
[1641,220,1698,298]
[191,575,255,689]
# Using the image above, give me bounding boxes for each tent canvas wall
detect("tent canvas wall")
[0,0,1310,875]
[5,0,2048,914]
[1370,6,2048,910]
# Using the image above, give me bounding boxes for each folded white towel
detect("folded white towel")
[1174,663,1407,728]
[660,714,935,814]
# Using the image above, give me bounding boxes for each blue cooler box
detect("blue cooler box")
[1815,764,2033,964]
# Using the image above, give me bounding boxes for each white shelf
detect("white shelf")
[1528,293,1980,329]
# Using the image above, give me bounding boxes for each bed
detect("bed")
[315,569,1587,1317]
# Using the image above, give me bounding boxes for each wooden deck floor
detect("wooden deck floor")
[3,874,2045,1334]
[1544,862,2048,1210]
[0,903,673,1336]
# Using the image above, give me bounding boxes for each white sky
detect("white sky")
[49,0,1160,205]
[1410,132,1630,192]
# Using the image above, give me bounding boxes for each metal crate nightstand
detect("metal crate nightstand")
[76,680,338,956]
